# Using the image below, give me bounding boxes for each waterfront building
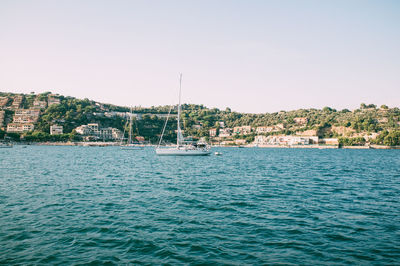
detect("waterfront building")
[320,138,339,145]
[75,125,91,135]
[112,128,123,140]
[253,135,318,146]
[100,127,113,140]
[235,139,247,145]
[50,125,63,135]
[75,123,123,140]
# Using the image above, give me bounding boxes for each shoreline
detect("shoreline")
[7,142,400,149]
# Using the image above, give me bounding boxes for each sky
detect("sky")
[0,0,399,113]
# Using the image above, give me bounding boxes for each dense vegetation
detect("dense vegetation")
[1,92,399,145]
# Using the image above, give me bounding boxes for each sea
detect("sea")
[1,146,399,265]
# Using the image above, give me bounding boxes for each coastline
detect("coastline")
[8,142,400,149]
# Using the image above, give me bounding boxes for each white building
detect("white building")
[112,128,123,140]
[209,128,217,137]
[100,127,113,140]
[75,125,91,135]
[219,128,232,138]
[50,125,63,135]
[254,135,318,146]
[75,123,123,140]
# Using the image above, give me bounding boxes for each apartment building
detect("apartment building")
[233,126,252,135]
[7,123,34,133]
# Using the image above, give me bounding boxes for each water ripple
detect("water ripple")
[0,146,400,264]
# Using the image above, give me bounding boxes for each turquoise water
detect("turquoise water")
[1,146,399,264]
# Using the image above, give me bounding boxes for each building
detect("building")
[294,117,308,125]
[320,138,339,145]
[50,125,63,135]
[253,135,318,146]
[75,125,91,135]
[209,128,217,137]
[11,95,24,109]
[75,123,123,140]
[235,139,247,145]
[219,128,232,138]
[0,97,9,107]
[7,123,34,133]
[233,126,252,135]
[48,95,61,105]
[254,135,268,145]
[275,124,285,130]
[13,109,40,123]
[15,109,40,117]
[218,121,225,128]
[112,128,123,140]
[100,127,113,140]
[0,111,5,128]
[33,100,47,109]
[87,123,99,134]
[256,126,274,134]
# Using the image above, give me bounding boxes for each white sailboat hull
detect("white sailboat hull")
[155,147,211,156]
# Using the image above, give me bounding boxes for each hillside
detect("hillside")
[0,92,399,145]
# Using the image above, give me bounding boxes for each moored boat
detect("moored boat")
[155,74,211,156]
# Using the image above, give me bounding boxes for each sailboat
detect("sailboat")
[155,74,211,156]
[120,107,143,150]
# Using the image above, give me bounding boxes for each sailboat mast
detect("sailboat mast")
[177,74,182,146]
[129,107,133,144]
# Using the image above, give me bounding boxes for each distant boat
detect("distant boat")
[120,107,143,150]
[155,74,211,156]
[214,152,222,156]
[0,142,13,148]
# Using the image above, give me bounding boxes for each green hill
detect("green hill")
[0,92,399,145]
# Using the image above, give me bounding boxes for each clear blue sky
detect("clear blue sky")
[0,0,399,113]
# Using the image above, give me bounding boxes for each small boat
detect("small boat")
[0,142,13,148]
[155,74,211,156]
[214,152,222,156]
